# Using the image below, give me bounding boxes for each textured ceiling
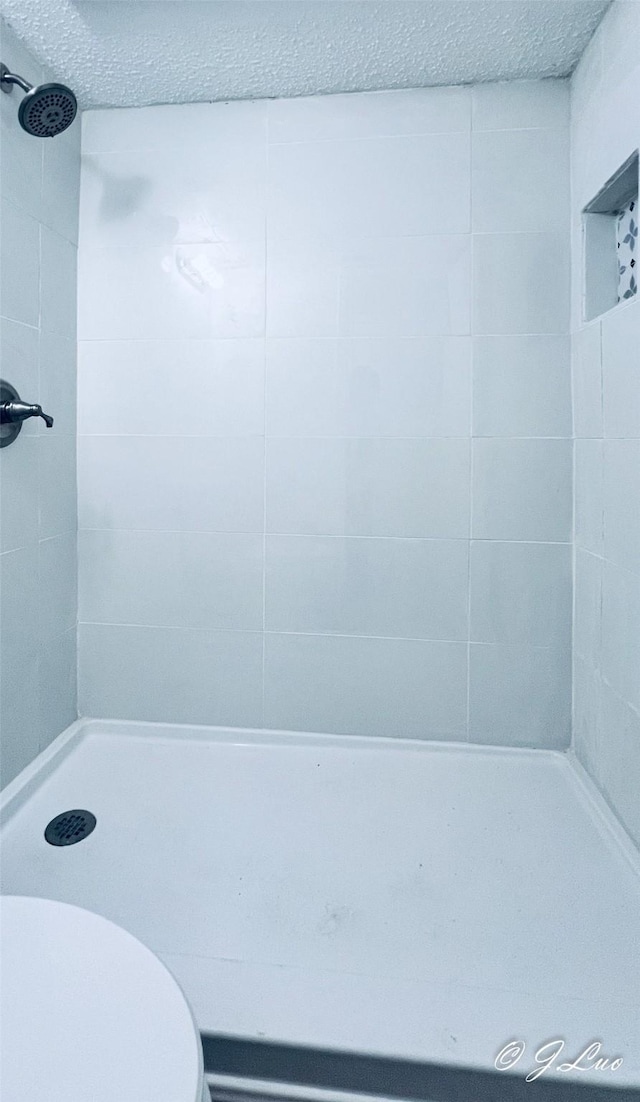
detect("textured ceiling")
[0,0,612,109]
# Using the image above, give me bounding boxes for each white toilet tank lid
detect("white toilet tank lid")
[0,895,204,1102]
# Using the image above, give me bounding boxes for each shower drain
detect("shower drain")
[44,810,97,846]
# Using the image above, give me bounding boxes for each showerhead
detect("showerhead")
[18,83,77,137]
[1,64,77,137]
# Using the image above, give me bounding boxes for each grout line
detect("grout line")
[36,211,44,532]
[0,315,40,332]
[466,227,474,740]
[74,333,572,343]
[77,622,564,648]
[75,228,565,258]
[37,531,76,546]
[261,124,269,726]
[74,433,576,440]
[598,317,605,438]
[465,139,474,743]
[267,124,567,149]
[76,528,573,545]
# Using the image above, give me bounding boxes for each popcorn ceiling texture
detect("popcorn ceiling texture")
[0,0,612,109]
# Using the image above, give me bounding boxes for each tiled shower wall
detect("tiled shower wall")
[571,0,640,846]
[0,19,79,785]
[77,80,572,746]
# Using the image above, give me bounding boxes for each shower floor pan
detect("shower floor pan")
[1,719,639,1098]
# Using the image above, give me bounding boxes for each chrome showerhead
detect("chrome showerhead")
[1,63,77,137]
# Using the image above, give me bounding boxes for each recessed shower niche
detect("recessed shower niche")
[583,150,638,320]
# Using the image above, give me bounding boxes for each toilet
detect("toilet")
[0,896,209,1102]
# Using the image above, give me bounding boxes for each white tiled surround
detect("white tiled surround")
[570,0,640,846]
[0,19,80,785]
[78,79,572,747]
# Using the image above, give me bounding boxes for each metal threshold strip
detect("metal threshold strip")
[202,1036,639,1102]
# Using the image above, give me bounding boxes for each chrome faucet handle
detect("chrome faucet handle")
[0,380,54,447]
[0,400,54,428]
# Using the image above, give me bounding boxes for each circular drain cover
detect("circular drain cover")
[44,810,97,847]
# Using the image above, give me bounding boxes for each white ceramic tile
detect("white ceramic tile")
[570,0,640,844]
[266,536,469,640]
[78,624,263,727]
[469,643,571,749]
[78,436,263,533]
[473,232,570,335]
[79,240,265,341]
[82,101,267,154]
[472,128,569,233]
[340,235,472,337]
[38,533,77,643]
[0,544,40,658]
[268,132,470,241]
[571,1,640,211]
[600,0,640,77]
[596,681,640,849]
[472,439,572,541]
[0,560,40,774]
[574,548,602,667]
[601,560,640,713]
[69,85,585,752]
[266,337,471,438]
[78,339,264,436]
[0,22,43,221]
[572,656,601,777]
[267,87,471,143]
[39,226,77,338]
[603,440,640,574]
[0,20,42,87]
[38,434,76,540]
[79,530,263,631]
[37,626,77,752]
[266,237,341,338]
[602,301,640,439]
[569,37,603,196]
[470,541,571,646]
[574,439,603,555]
[0,633,39,787]
[0,318,39,437]
[572,323,603,438]
[472,335,571,437]
[0,435,39,553]
[266,438,470,538]
[39,333,76,436]
[268,235,472,340]
[0,22,79,785]
[264,633,468,740]
[569,204,584,329]
[0,96,42,224]
[42,137,80,245]
[0,199,40,327]
[81,143,265,249]
[575,68,640,217]
[472,79,569,131]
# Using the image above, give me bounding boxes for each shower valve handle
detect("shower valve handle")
[0,400,54,429]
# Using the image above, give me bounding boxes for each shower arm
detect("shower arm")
[0,66,32,94]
